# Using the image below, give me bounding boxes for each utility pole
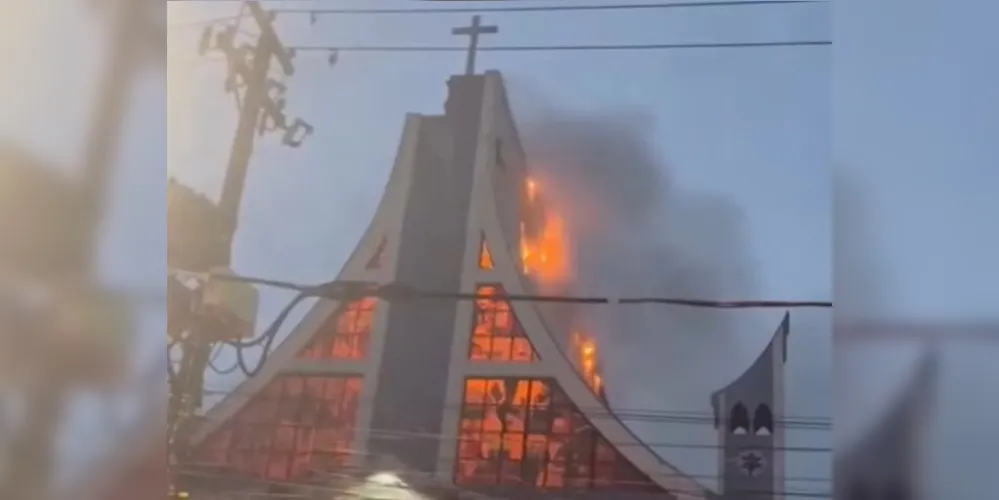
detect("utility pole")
[168,1,312,496]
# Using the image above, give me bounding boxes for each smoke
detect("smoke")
[519,107,767,393]
[514,106,772,481]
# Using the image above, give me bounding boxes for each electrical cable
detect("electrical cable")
[206,273,828,389]
[189,412,832,452]
[171,39,830,71]
[215,273,833,308]
[203,384,833,423]
[208,274,828,379]
[175,465,832,499]
[192,386,831,427]
[207,342,241,375]
[286,40,829,53]
[168,0,826,29]
[230,289,312,377]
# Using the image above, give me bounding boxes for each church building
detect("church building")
[182,17,791,500]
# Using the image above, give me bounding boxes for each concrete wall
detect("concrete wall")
[366,76,487,474]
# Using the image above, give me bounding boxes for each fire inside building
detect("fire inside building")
[177,47,791,500]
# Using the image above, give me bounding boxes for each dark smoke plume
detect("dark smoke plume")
[515,107,778,481]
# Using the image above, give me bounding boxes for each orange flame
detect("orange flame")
[519,178,571,283]
[573,331,603,394]
[520,176,604,394]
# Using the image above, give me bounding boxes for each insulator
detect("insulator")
[282,118,313,148]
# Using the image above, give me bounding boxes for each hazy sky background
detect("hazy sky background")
[0,0,995,498]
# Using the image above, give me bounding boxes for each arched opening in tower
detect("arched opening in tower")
[729,402,750,434]
[753,404,774,436]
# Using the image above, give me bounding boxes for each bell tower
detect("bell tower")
[711,313,789,500]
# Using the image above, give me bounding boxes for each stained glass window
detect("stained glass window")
[455,377,664,493]
[194,375,363,482]
[298,297,377,360]
[469,285,538,362]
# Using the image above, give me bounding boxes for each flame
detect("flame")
[520,176,604,396]
[573,331,603,394]
[519,177,570,283]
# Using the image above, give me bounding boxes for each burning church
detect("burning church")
[182,31,792,500]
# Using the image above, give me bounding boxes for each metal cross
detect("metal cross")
[451,15,498,75]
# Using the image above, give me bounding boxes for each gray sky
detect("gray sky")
[1,0,996,498]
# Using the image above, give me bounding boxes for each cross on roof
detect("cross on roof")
[451,15,498,76]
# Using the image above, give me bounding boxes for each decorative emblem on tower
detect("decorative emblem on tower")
[738,451,767,477]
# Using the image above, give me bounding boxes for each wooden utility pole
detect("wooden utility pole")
[168,1,310,496]
[216,1,296,248]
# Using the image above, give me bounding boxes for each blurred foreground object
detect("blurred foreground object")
[0,151,133,500]
[0,0,161,496]
[835,350,938,500]
[0,147,133,386]
[0,148,92,280]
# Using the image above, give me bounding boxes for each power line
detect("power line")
[182,273,828,378]
[193,398,831,430]
[196,386,834,426]
[169,37,831,70]
[190,412,832,453]
[168,0,826,29]
[200,386,832,424]
[286,40,830,53]
[212,273,834,308]
[278,0,823,16]
[176,466,832,499]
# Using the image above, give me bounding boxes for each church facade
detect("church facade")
[184,70,791,500]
